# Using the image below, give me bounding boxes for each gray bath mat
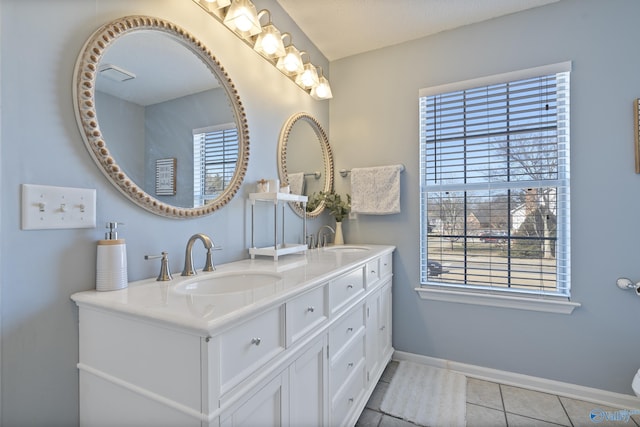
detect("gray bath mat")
[380,361,466,426]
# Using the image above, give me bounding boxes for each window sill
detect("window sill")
[415,287,581,314]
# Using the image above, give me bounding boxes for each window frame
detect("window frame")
[416,62,579,314]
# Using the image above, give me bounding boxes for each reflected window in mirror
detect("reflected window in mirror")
[193,123,239,207]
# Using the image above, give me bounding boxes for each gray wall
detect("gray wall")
[96,91,146,185]
[0,0,328,425]
[331,0,640,395]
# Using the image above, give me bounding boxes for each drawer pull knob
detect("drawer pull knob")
[380,326,386,331]
[251,337,262,346]
[307,306,315,313]
[348,362,354,368]
[347,327,353,333]
[347,284,353,289]
[348,397,354,404]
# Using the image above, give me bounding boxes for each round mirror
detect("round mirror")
[73,16,249,218]
[278,113,334,218]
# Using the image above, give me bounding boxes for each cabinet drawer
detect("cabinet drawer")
[286,285,328,346]
[329,304,365,358]
[331,361,366,427]
[330,333,364,393]
[379,253,392,278]
[219,306,285,394]
[365,259,379,287]
[366,254,393,289]
[329,268,365,315]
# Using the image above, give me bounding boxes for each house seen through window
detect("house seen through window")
[419,63,571,297]
[193,123,239,207]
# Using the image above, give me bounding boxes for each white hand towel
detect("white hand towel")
[288,172,305,196]
[350,165,402,215]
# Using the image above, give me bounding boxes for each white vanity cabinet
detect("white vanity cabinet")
[288,336,328,426]
[220,366,290,427]
[329,302,367,426]
[366,279,393,386]
[73,245,394,427]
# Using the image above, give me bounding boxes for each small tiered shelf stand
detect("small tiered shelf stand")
[249,192,308,260]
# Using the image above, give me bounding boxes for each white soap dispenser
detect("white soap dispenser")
[96,222,128,292]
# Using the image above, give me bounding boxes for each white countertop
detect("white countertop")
[71,244,394,336]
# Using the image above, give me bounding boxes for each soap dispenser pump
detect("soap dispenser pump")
[96,222,128,291]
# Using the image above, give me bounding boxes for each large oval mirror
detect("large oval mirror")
[278,113,334,218]
[73,16,249,218]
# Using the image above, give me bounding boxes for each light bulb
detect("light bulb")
[234,13,253,32]
[315,82,330,99]
[223,0,261,37]
[301,70,315,87]
[296,63,319,89]
[261,33,279,55]
[284,53,301,72]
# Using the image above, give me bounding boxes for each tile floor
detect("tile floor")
[356,361,640,427]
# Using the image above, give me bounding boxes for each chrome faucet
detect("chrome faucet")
[317,225,336,248]
[181,233,217,276]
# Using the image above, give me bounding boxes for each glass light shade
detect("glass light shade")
[310,76,333,100]
[276,45,304,75]
[295,63,320,89]
[223,0,261,37]
[254,24,286,59]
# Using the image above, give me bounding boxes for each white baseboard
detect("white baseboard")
[393,351,640,411]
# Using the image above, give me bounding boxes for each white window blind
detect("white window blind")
[419,63,571,297]
[193,123,239,207]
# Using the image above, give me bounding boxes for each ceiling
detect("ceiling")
[97,31,219,106]
[275,0,560,61]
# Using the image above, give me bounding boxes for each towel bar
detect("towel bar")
[340,164,405,178]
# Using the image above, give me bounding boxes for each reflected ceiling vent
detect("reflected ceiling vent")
[98,64,136,82]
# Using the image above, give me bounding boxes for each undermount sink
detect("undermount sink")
[174,271,283,295]
[323,245,370,253]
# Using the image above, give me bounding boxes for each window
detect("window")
[193,123,239,207]
[419,63,571,298]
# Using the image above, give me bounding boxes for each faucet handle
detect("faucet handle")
[306,234,316,249]
[145,252,173,281]
[203,248,215,272]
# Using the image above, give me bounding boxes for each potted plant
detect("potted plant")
[318,191,350,244]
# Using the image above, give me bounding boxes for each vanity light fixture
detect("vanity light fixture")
[310,67,333,100]
[193,0,332,100]
[295,53,320,89]
[276,37,304,76]
[253,10,286,60]
[223,0,261,38]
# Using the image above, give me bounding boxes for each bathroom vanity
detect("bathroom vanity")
[72,244,394,427]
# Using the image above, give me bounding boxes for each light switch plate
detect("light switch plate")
[21,184,97,230]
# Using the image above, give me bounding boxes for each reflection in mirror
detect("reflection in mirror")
[73,16,249,218]
[278,113,334,218]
